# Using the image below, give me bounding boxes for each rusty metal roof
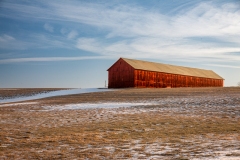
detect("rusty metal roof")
[122,58,224,80]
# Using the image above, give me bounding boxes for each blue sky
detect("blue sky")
[0,0,239,88]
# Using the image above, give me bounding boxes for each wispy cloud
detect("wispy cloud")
[0,34,15,42]
[72,1,240,62]
[60,28,68,35]
[75,37,240,62]
[29,33,73,49]
[204,64,240,69]
[0,33,74,50]
[0,34,28,49]
[43,23,54,32]
[67,30,78,39]
[0,0,240,63]
[0,56,113,64]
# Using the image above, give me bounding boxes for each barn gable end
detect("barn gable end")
[108,58,135,88]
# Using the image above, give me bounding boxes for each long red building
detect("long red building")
[107,58,224,88]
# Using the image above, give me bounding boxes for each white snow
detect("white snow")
[0,102,38,107]
[44,102,156,110]
[41,94,240,113]
[0,88,112,104]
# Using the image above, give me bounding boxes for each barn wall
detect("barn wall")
[134,70,223,88]
[108,59,134,88]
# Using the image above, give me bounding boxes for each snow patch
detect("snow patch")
[0,88,112,104]
[44,102,156,110]
[0,102,38,107]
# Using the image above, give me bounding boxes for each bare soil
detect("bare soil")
[0,87,240,159]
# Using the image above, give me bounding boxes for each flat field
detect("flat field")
[0,87,240,159]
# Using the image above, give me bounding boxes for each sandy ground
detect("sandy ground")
[0,87,240,159]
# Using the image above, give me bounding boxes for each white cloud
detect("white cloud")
[76,38,104,53]
[44,23,54,32]
[0,34,28,49]
[60,28,68,35]
[1,1,240,63]
[67,30,78,39]
[76,37,240,62]
[0,56,112,64]
[47,1,240,39]
[204,64,240,69]
[49,1,240,62]
[0,34,15,42]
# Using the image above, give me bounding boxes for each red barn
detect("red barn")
[107,58,224,88]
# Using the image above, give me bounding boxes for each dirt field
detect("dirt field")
[0,87,240,159]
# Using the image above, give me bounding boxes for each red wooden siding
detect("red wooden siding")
[134,70,223,88]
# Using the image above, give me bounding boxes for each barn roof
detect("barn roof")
[121,58,224,80]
